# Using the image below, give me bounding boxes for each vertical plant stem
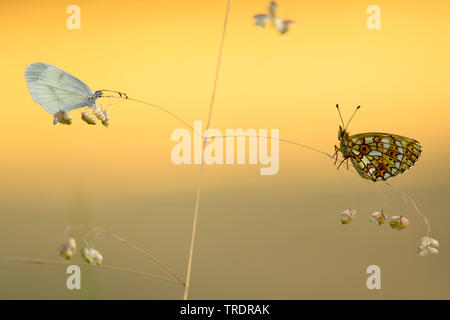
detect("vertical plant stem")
[183,0,232,300]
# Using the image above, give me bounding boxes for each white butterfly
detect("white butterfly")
[25,62,127,126]
[253,1,294,34]
[25,62,101,125]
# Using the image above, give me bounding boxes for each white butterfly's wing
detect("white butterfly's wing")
[273,17,294,34]
[25,62,95,114]
[254,14,270,27]
[273,17,285,33]
[283,20,294,30]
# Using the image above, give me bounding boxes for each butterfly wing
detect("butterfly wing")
[346,133,422,181]
[254,14,270,27]
[25,62,95,114]
[281,20,294,34]
[272,17,285,33]
[272,17,294,34]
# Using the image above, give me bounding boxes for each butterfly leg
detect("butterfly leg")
[333,145,340,165]
[337,156,349,170]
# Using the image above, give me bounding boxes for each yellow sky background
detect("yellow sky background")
[1,0,450,192]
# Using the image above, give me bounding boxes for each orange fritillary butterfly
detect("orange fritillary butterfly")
[334,105,422,182]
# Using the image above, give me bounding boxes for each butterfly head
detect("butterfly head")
[338,125,349,141]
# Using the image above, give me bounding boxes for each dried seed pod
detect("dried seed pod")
[101,109,110,127]
[389,216,409,230]
[369,210,387,226]
[341,208,356,225]
[81,111,97,125]
[53,110,72,125]
[92,105,106,121]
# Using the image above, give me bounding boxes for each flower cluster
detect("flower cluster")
[417,237,439,256]
[82,247,104,266]
[81,105,110,127]
[54,110,72,125]
[369,210,387,226]
[339,207,439,256]
[389,216,409,230]
[340,209,356,224]
[58,238,77,260]
[58,237,103,265]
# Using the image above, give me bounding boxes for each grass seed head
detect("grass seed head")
[369,210,387,226]
[101,110,110,127]
[417,236,439,256]
[92,105,106,121]
[82,247,103,265]
[81,111,97,125]
[389,216,409,230]
[341,208,356,225]
[59,244,74,260]
[58,238,77,260]
[54,110,72,125]
[82,247,94,264]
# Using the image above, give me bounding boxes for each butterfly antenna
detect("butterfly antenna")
[336,104,345,128]
[345,105,361,129]
[98,89,128,99]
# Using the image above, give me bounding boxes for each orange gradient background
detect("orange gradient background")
[0,0,449,299]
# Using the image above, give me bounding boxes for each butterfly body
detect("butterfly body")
[337,127,422,182]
